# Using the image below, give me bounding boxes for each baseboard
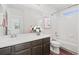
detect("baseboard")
[60,47,78,55]
[50,47,78,55]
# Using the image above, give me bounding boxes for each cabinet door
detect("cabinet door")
[31,39,42,47]
[42,37,50,43]
[0,47,11,55]
[32,45,42,55]
[15,48,31,55]
[43,42,50,55]
[14,42,31,52]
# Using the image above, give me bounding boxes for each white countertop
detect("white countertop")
[0,33,50,48]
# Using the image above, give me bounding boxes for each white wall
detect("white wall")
[52,5,79,53]
[77,5,79,54]
[4,5,55,35]
[22,5,55,34]
[23,6,45,33]
[6,5,53,34]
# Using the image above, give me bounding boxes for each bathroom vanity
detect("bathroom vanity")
[0,33,50,55]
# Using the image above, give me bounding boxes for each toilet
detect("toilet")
[50,41,61,54]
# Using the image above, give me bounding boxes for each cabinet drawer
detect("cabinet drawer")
[14,42,31,52]
[15,48,31,55]
[42,37,50,43]
[0,47,11,55]
[31,39,42,47]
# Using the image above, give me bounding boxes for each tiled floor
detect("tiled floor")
[50,48,76,55]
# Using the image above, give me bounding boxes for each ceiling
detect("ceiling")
[23,4,73,14]
[38,4,73,11]
[5,4,74,14]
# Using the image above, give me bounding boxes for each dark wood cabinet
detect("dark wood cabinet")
[13,42,31,55]
[42,37,50,55]
[31,39,42,55]
[14,42,31,52]
[0,37,50,55]
[31,39,42,47]
[15,48,31,55]
[43,42,50,55]
[42,37,50,43]
[0,46,11,55]
[32,45,42,55]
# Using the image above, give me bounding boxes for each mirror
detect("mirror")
[0,4,4,36]
[8,16,22,35]
[0,4,23,36]
[7,4,24,36]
